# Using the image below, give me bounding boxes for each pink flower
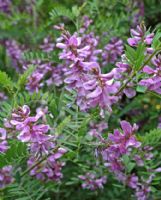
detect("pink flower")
[0,166,14,188]
[102,37,124,65]
[139,55,161,94]
[82,62,119,112]
[78,173,107,190]
[40,36,55,53]
[56,33,90,62]
[27,148,67,182]
[0,128,8,153]
[127,25,154,47]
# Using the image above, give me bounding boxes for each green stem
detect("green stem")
[147,91,161,99]
[20,156,47,178]
[114,71,136,96]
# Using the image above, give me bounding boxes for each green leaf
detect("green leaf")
[125,45,136,65]
[136,85,147,93]
[152,31,161,49]
[5,176,46,200]
[17,65,35,90]
[135,43,146,70]
[56,116,71,135]
[122,154,130,165]
[72,6,80,17]
[23,51,59,63]
[125,43,146,70]
[140,129,161,146]
[0,101,12,124]
[122,155,135,173]
[49,5,75,22]
[49,99,58,117]
[0,71,14,95]
[127,162,135,173]
[0,140,27,168]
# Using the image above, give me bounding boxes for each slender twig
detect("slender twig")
[20,155,47,178]
[147,91,161,99]
[114,71,136,96]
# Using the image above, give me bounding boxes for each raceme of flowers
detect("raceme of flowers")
[139,55,161,94]
[0,105,67,187]
[5,39,26,72]
[78,173,107,190]
[89,120,158,200]
[3,17,159,110]
[55,23,158,115]
[102,37,124,66]
[0,166,14,188]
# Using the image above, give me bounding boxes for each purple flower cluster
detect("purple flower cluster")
[81,63,119,112]
[108,24,155,98]
[127,25,154,49]
[56,27,120,113]
[0,165,14,188]
[9,105,48,144]
[24,35,65,92]
[5,40,25,72]
[134,146,153,167]
[130,1,144,27]
[40,36,55,53]
[78,173,107,190]
[56,22,102,63]
[26,60,65,92]
[101,121,140,171]
[117,24,156,97]
[79,16,93,33]
[0,92,7,101]
[88,121,108,137]
[46,64,65,87]
[80,32,102,62]
[1,35,58,93]
[7,105,67,182]
[102,37,124,66]
[55,23,156,113]
[91,120,155,199]
[28,148,66,181]
[139,55,161,94]
[56,33,91,62]
[25,61,52,92]
[107,54,136,98]
[0,0,11,13]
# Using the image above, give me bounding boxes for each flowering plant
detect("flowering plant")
[0,0,161,200]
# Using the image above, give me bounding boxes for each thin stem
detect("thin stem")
[147,91,161,99]
[20,156,47,178]
[114,71,136,96]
